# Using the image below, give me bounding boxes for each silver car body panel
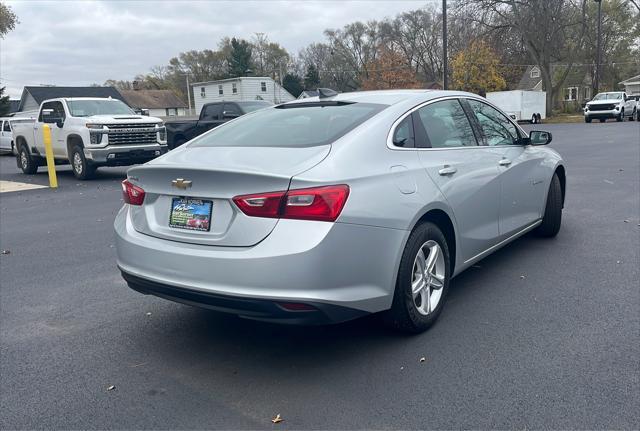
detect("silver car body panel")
[115,89,565,318]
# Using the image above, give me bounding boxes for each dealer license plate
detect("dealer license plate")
[169,198,213,232]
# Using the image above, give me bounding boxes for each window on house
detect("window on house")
[218,85,223,95]
[261,82,267,92]
[530,67,540,79]
[232,83,238,94]
[583,87,591,100]
[565,87,578,101]
[200,87,206,98]
[166,108,178,116]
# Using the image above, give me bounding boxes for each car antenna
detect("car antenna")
[317,88,338,99]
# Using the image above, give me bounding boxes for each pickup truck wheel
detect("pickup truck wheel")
[585,117,592,123]
[600,118,606,123]
[70,146,96,180]
[18,145,38,175]
[633,109,638,121]
[616,110,623,122]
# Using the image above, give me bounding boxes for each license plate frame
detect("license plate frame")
[169,197,213,232]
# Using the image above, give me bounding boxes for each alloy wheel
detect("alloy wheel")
[411,240,445,315]
[20,151,28,169]
[73,152,83,175]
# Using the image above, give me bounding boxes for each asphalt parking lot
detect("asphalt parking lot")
[1,121,639,429]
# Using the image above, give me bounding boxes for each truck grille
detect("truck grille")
[105,123,159,146]
[589,104,616,111]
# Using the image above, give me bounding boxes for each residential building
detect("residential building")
[192,77,294,114]
[619,74,640,96]
[516,65,592,111]
[298,90,319,99]
[119,89,188,117]
[17,86,124,112]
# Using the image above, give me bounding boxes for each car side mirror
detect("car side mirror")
[56,119,64,128]
[529,130,552,145]
[222,111,239,119]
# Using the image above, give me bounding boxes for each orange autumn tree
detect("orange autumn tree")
[361,47,422,90]
[451,40,506,96]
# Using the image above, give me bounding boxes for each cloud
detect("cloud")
[0,0,427,98]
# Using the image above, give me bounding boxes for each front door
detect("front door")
[415,98,504,263]
[36,101,67,157]
[466,99,546,237]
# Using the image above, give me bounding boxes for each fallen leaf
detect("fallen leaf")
[106,385,116,391]
[1,250,10,255]
[419,357,426,363]
[619,169,624,172]
[520,275,526,279]
[400,366,404,370]
[271,414,283,424]
[146,312,152,316]
[616,260,622,264]
[623,220,629,223]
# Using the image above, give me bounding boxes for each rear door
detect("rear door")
[465,98,547,237]
[193,103,225,138]
[415,98,504,262]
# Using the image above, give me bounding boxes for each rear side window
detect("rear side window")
[2,121,10,132]
[392,116,415,148]
[202,104,222,120]
[191,102,387,148]
[415,99,477,148]
[467,99,519,146]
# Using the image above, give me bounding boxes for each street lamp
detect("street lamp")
[594,0,602,94]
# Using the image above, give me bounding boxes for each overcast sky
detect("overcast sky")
[0,0,430,99]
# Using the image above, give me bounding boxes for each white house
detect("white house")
[619,74,640,96]
[192,77,294,114]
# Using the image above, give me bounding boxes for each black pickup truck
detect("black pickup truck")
[166,100,272,149]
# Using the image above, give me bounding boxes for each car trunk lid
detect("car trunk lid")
[126,145,330,246]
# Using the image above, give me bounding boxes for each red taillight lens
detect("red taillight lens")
[121,179,145,205]
[232,190,285,218]
[233,185,349,222]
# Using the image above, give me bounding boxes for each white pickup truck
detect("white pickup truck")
[12,97,167,179]
[583,91,637,123]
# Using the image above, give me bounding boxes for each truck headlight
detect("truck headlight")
[89,131,103,145]
[157,123,166,141]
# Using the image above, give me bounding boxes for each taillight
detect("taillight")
[121,179,145,205]
[233,185,349,222]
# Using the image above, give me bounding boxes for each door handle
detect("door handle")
[438,165,457,176]
[499,158,512,166]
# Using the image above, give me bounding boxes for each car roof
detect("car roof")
[282,89,479,106]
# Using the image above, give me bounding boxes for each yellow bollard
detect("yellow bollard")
[42,124,58,188]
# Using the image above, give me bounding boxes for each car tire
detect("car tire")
[531,114,537,124]
[600,118,606,123]
[536,113,542,124]
[585,117,592,123]
[535,173,562,238]
[383,222,450,333]
[18,144,38,175]
[632,109,638,122]
[70,145,96,180]
[616,110,623,122]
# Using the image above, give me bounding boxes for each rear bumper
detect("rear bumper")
[115,206,407,323]
[121,270,367,324]
[85,144,168,165]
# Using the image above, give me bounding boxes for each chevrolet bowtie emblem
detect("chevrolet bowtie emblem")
[172,178,192,189]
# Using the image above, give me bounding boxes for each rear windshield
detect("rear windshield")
[190,102,387,148]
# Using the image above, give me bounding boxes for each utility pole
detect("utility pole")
[185,73,192,115]
[594,0,602,94]
[442,0,448,90]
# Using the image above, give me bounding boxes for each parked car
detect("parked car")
[12,97,167,179]
[166,100,272,149]
[584,91,636,122]
[115,89,565,333]
[486,90,546,123]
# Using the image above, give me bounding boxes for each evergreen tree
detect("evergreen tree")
[303,64,321,89]
[283,74,304,97]
[0,87,11,116]
[227,38,254,78]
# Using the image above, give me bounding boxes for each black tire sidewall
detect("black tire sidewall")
[388,222,451,332]
[18,145,37,174]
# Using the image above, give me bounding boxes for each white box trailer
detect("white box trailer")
[486,90,546,124]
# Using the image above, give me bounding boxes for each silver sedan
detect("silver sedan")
[115,90,565,332]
